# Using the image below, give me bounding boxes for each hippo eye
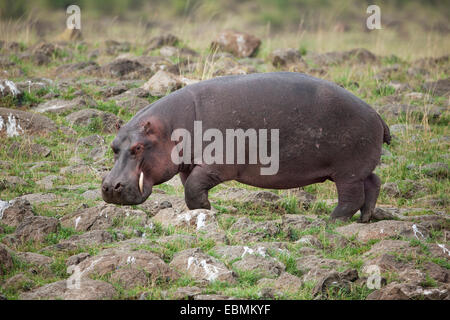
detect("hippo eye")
[131,144,144,155]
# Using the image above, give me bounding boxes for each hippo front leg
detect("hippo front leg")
[184,166,222,210]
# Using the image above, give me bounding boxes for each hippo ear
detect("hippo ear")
[115,121,121,132]
[143,121,153,135]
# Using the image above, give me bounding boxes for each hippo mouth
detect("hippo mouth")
[101,170,153,205]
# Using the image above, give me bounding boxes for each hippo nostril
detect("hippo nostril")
[114,182,123,192]
[102,185,109,193]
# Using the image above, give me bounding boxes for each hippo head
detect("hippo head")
[101,117,178,205]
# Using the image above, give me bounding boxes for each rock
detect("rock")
[77,134,105,147]
[17,193,57,205]
[308,48,377,66]
[371,208,396,221]
[229,217,280,243]
[381,148,393,158]
[0,160,11,170]
[101,59,143,77]
[421,162,448,178]
[81,189,101,200]
[413,55,449,69]
[374,64,401,79]
[76,248,178,284]
[298,247,320,256]
[147,34,179,50]
[0,176,28,190]
[56,28,82,42]
[60,126,77,136]
[196,220,228,244]
[0,199,34,227]
[213,245,271,263]
[56,61,99,77]
[36,175,61,190]
[323,233,352,249]
[170,248,237,283]
[422,262,449,283]
[50,230,113,251]
[213,188,281,207]
[423,78,450,97]
[390,123,424,134]
[107,87,150,112]
[159,45,198,59]
[257,272,303,295]
[110,268,150,289]
[134,55,178,74]
[100,83,129,97]
[335,220,428,242]
[138,193,187,215]
[296,235,323,249]
[35,96,96,114]
[0,79,22,98]
[66,253,90,266]
[16,252,53,267]
[194,294,237,300]
[232,254,285,277]
[104,40,131,55]
[377,103,445,120]
[0,108,57,136]
[156,234,197,246]
[66,109,123,134]
[32,42,58,58]
[397,179,428,199]
[428,243,450,260]
[281,189,316,208]
[152,208,216,230]
[115,95,149,112]
[20,279,116,300]
[382,182,401,197]
[244,190,281,205]
[61,204,147,232]
[312,269,358,298]
[0,243,13,275]
[367,282,449,300]
[363,253,425,283]
[13,216,59,243]
[8,141,51,158]
[211,30,261,58]
[211,56,257,76]
[281,214,325,237]
[296,255,346,282]
[270,48,307,71]
[3,273,33,291]
[163,286,203,300]
[409,215,449,232]
[141,70,182,97]
[153,208,226,243]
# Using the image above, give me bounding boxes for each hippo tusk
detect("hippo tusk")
[139,172,144,194]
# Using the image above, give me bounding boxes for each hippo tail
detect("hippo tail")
[378,113,391,145]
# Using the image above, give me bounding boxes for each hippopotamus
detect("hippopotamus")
[102,72,390,222]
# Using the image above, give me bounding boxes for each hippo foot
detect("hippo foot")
[357,215,371,223]
[358,173,381,224]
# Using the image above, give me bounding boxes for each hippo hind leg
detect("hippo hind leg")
[358,173,381,223]
[330,180,365,222]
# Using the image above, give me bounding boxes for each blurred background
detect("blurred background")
[0,0,448,59]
